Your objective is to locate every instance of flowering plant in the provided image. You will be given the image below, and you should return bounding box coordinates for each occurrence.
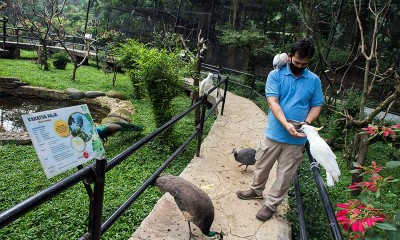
[361,123,400,141]
[336,162,399,239]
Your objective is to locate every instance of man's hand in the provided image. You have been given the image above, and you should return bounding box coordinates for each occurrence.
[285,122,306,138]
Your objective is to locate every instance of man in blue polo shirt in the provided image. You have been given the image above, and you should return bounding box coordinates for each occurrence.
[237,39,324,221]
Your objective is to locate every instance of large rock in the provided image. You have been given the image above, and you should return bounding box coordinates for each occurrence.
[65,88,85,99]
[85,91,106,98]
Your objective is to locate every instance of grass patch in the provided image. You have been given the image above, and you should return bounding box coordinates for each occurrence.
[0,58,131,95]
[0,55,216,239]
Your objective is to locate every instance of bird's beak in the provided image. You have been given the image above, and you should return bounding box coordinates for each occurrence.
[314,126,324,131]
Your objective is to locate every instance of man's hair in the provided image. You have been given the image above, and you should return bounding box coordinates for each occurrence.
[290,39,314,59]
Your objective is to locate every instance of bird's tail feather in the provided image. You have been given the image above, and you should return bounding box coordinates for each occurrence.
[326,172,335,187]
[115,122,144,131]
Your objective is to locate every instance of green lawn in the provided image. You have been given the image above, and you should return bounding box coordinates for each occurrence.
[0,56,215,239]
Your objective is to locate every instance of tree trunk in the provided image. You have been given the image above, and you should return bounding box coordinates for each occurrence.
[347,133,369,196]
[229,0,241,31]
[72,63,78,80]
[38,39,49,71]
[227,0,241,69]
[359,60,371,117]
[198,0,213,40]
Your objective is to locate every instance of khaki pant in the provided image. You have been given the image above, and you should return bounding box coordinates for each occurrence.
[251,136,304,211]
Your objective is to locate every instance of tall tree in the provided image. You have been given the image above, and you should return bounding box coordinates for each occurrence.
[8,0,67,70]
[343,0,398,189]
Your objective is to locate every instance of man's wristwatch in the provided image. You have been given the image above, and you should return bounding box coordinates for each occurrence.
[304,120,310,125]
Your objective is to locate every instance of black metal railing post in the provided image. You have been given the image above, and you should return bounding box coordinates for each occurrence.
[305,141,343,240]
[294,172,308,240]
[2,16,7,49]
[196,96,208,157]
[76,164,95,236]
[250,75,256,99]
[90,157,107,240]
[220,76,229,116]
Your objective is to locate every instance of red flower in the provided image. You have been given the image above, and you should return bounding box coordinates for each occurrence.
[382,127,394,137]
[391,123,400,129]
[336,200,385,234]
[361,125,377,135]
[360,181,379,192]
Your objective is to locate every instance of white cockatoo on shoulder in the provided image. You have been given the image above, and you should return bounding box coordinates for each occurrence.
[199,72,214,96]
[300,125,341,187]
[273,53,289,69]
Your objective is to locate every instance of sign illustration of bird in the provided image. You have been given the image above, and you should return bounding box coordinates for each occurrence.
[154,174,223,239]
[273,53,288,69]
[199,72,214,97]
[300,125,341,187]
[95,122,143,142]
[231,148,256,171]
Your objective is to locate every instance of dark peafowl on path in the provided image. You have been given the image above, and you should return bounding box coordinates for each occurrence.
[231,148,256,171]
[154,174,223,240]
[96,122,143,142]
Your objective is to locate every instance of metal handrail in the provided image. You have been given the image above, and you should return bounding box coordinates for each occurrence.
[305,142,343,240]
[0,73,228,240]
[293,172,308,240]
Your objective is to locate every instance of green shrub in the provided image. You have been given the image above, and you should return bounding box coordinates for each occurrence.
[129,71,146,99]
[131,47,184,140]
[52,52,69,70]
[116,39,144,70]
[116,40,146,98]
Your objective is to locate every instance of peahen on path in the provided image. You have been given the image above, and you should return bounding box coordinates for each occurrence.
[154,174,223,240]
[231,148,256,171]
[96,122,143,142]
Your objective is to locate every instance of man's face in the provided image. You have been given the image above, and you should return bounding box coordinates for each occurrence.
[289,52,310,68]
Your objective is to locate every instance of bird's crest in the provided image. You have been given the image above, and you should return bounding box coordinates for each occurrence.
[300,125,324,132]
[314,126,323,131]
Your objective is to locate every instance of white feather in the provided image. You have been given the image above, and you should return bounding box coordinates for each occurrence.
[199,72,214,96]
[300,125,341,187]
[273,53,288,69]
[326,172,334,187]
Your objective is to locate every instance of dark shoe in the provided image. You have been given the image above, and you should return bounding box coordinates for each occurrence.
[236,189,263,200]
[256,205,275,221]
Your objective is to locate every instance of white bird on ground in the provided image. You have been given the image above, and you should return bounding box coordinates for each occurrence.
[300,125,341,187]
[199,72,214,97]
[273,53,289,69]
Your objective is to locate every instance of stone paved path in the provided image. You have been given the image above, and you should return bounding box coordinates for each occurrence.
[130,91,291,240]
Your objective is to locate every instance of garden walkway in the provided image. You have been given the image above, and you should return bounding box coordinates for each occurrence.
[130,90,291,239]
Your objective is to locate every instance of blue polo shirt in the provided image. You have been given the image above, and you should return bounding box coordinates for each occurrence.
[265,64,324,145]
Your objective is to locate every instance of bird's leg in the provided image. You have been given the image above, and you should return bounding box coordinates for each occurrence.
[237,164,248,172]
[188,221,198,239]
